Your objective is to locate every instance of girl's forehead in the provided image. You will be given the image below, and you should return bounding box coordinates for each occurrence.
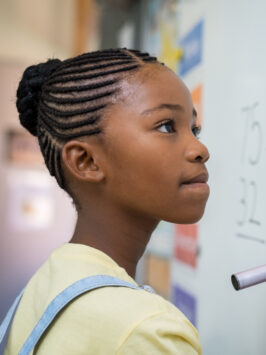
[117,65,192,112]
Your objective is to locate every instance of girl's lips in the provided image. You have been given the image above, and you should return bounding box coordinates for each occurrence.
[180,182,210,192]
[181,172,209,184]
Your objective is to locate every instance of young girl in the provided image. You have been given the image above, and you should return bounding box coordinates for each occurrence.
[2,48,209,354]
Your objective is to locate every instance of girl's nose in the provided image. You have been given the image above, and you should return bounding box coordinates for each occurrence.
[186,140,210,163]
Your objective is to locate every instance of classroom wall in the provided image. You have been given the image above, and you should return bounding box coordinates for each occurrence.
[0,0,75,62]
[0,3,78,353]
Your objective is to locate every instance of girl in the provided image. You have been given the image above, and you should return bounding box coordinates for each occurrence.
[2,48,209,354]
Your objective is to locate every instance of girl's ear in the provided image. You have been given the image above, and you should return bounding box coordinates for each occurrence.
[62,140,105,183]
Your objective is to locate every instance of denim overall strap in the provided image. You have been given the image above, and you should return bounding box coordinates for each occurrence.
[17,275,155,355]
[0,288,25,353]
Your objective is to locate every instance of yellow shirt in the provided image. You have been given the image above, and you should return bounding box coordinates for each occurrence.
[4,243,202,354]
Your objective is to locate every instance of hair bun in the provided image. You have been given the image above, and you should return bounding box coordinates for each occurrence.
[16,58,62,136]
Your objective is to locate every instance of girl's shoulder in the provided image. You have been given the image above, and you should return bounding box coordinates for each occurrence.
[6,243,200,354]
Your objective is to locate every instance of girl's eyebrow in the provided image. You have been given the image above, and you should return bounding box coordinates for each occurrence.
[141,103,197,118]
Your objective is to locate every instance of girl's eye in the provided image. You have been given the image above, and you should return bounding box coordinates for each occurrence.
[192,125,202,139]
[156,120,202,138]
[156,119,175,133]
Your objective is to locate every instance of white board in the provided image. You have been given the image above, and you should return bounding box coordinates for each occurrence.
[177,1,266,354]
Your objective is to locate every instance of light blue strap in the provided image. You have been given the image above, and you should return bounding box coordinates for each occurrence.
[18,275,155,355]
[0,288,25,350]
[141,284,155,293]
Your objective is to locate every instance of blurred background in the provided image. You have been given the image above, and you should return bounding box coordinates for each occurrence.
[1,1,266,354]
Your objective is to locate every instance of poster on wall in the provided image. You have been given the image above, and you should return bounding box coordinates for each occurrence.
[6,170,54,232]
[172,283,197,326]
[174,224,198,268]
[146,254,170,299]
[146,220,174,258]
[6,129,43,166]
[179,20,203,77]
[142,0,181,72]
[191,84,202,126]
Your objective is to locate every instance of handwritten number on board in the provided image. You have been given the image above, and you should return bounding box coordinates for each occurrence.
[237,177,261,227]
[248,180,261,226]
[237,177,247,226]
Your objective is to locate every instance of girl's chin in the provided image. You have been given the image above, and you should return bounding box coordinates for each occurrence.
[166,210,206,224]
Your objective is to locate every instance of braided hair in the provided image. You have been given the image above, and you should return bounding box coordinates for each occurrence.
[16,48,161,205]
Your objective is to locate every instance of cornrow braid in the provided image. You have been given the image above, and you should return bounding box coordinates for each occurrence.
[49,59,134,78]
[16,48,161,207]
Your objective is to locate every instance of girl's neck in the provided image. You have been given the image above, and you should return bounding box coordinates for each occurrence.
[69,206,159,279]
